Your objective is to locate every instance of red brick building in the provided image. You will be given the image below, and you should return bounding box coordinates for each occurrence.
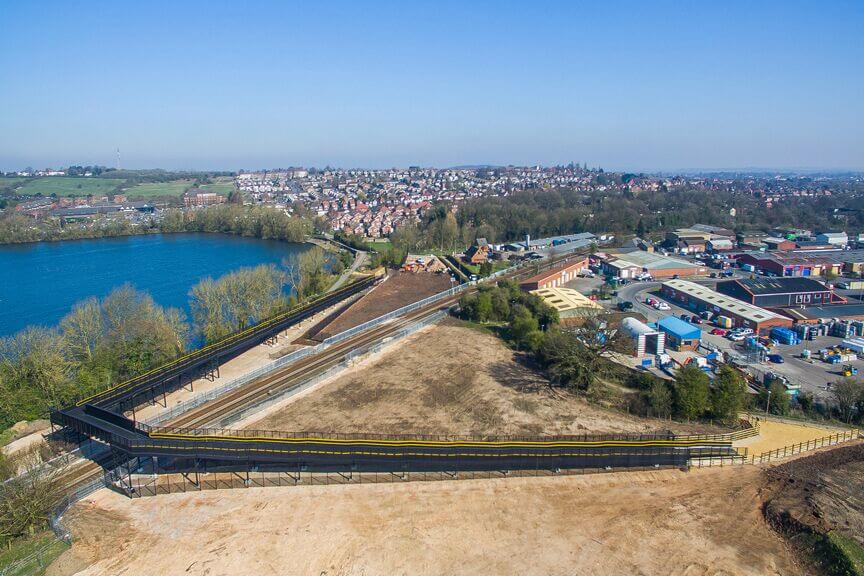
[519,258,589,291]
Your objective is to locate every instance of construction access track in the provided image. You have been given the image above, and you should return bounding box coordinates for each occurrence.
[48,253,733,490]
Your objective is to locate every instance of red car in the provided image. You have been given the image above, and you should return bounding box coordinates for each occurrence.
[710,328,727,336]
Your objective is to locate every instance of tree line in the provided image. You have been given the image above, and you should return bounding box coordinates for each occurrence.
[0,204,313,245]
[349,181,864,269]
[0,248,336,429]
[459,279,750,425]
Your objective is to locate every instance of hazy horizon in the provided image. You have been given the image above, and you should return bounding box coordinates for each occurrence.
[2,1,862,173]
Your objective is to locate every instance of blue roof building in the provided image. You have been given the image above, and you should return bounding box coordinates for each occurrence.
[657,316,702,351]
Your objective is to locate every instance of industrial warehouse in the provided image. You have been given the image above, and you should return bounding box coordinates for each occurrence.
[600,251,708,279]
[715,277,846,308]
[519,257,590,290]
[660,279,793,333]
[529,286,602,323]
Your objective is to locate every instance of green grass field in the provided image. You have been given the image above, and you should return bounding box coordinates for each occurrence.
[199,181,235,195]
[17,177,125,197]
[0,534,68,576]
[366,239,392,252]
[123,180,194,198]
[0,177,26,188]
[829,531,864,575]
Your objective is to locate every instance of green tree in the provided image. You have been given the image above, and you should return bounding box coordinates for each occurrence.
[710,365,747,423]
[474,292,493,322]
[645,379,673,418]
[757,380,790,416]
[490,289,510,321]
[673,365,710,420]
[190,265,287,342]
[509,306,539,350]
[0,327,71,411]
[830,377,863,423]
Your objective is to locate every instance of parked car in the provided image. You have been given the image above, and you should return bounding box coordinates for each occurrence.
[721,269,734,277]
[690,315,703,324]
[767,354,785,363]
[645,298,657,306]
[617,301,634,311]
[728,332,747,342]
[710,328,728,336]
[655,302,671,311]
[709,272,718,278]
[679,313,689,321]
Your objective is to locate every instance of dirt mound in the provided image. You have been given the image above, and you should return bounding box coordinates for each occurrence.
[763,440,864,543]
[55,468,803,576]
[247,320,714,436]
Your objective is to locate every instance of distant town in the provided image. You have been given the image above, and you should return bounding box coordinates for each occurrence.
[2,165,863,242]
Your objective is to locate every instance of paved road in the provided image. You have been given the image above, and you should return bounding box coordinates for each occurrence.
[329,250,368,292]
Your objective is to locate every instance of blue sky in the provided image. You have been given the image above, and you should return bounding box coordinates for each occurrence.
[0,0,862,172]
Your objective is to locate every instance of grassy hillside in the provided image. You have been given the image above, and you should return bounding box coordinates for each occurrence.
[123,180,194,198]
[199,181,235,195]
[17,177,125,197]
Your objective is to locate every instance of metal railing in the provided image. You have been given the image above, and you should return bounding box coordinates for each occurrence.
[47,469,110,544]
[144,345,320,426]
[208,310,447,428]
[749,429,859,464]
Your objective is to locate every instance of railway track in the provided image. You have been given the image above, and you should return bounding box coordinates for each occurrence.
[47,253,584,493]
[166,306,451,428]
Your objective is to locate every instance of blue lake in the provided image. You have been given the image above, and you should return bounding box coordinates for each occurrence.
[0,233,311,337]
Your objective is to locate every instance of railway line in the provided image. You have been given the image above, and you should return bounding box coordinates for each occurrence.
[52,255,660,488]
[166,306,450,429]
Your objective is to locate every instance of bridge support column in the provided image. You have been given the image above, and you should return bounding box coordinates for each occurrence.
[181,373,193,393]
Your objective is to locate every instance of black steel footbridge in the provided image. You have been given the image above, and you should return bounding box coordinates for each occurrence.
[48,259,738,490]
[51,403,738,479]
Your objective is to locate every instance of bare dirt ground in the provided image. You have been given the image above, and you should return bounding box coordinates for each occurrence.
[54,466,802,576]
[309,270,453,341]
[734,419,843,456]
[764,441,864,546]
[249,319,719,436]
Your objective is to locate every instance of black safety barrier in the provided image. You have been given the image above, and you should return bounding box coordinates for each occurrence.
[69,275,377,411]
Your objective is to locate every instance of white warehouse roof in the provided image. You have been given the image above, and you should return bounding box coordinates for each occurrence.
[662,279,788,324]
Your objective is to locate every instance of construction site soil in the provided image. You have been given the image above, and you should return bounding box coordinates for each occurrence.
[247,318,721,436]
[54,466,803,576]
[307,270,453,340]
[763,441,864,558]
[51,323,864,575]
